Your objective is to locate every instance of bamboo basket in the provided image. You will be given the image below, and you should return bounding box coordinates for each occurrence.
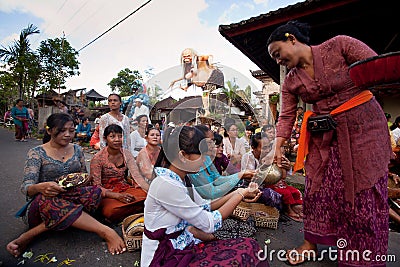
[250,203,279,229]
[122,213,144,251]
[231,201,252,221]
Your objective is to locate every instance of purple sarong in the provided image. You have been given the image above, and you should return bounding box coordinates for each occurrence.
[303,143,389,267]
[28,186,102,230]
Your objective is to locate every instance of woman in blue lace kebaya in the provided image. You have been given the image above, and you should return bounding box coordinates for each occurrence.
[6,113,126,258]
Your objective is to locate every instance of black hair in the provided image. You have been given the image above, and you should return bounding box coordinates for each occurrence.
[145,125,161,136]
[155,126,207,168]
[245,125,255,133]
[103,124,123,139]
[214,132,223,146]
[250,132,263,149]
[43,113,75,144]
[267,20,311,46]
[135,114,148,123]
[108,93,122,102]
[262,124,274,132]
[390,116,400,131]
[15,99,23,105]
[194,124,211,136]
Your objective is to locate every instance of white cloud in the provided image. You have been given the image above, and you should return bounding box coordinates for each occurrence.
[253,0,271,6]
[217,3,240,25]
[0,0,264,97]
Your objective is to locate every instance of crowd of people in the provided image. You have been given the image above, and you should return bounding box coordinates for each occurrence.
[4,19,399,267]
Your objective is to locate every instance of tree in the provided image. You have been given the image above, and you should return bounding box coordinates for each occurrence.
[38,37,80,92]
[0,24,40,99]
[147,84,163,106]
[0,70,18,113]
[108,68,142,97]
[222,79,239,116]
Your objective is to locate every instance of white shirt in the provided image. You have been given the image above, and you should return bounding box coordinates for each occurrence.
[98,113,131,150]
[223,137,247,159]
[132,104,151,124]
[392,128,400,145]
[129,130,147,157]
[141,167,222,267]
[241,151,259,171]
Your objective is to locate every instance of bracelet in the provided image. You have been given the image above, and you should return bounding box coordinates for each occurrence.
[237,190,245,200]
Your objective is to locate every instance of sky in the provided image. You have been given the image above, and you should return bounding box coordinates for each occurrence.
[0,0,300,99]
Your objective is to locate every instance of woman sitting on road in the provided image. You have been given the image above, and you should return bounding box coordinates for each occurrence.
[6,113,126,258]
[129,114,148,158]
[136,126,161,183]
[76,117,92,143]
[141,125,266,266]
[90,124,148,223]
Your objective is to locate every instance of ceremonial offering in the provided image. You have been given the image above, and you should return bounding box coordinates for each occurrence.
[349,51,400,88]
[122,213,144,251]
[56,173,90,189]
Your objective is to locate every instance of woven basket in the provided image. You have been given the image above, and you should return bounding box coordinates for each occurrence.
[231,201,252,221]
[250,203,279,229]
[122,213,144,251]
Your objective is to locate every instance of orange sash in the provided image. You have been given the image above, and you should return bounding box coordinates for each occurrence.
[293,90,373,172]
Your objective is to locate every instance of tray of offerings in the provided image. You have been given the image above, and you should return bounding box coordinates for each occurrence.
[348,51,400,88]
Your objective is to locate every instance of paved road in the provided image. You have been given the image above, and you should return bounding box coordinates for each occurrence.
[0,127,398,266]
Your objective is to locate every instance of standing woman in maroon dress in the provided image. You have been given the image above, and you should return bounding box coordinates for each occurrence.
[267,21,391,266]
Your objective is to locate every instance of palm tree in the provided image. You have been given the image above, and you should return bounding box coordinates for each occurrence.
[0,24,40,99]
[222,79,239,115]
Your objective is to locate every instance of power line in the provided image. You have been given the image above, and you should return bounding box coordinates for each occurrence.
[78,0,152,52]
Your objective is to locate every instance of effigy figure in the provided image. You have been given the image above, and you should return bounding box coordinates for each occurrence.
[170,49,224,117]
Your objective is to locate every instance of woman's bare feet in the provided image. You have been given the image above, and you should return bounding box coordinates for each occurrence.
[286,240,317,265]
[101,227,126,255]
[6,237,29,258]
[291,204,303,218]
[6,223,48,257]
[285,205,303,222]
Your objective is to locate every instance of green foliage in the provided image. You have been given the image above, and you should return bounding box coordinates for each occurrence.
[222,80,239,115]
[244,85,252,101]
[0,70,18,112]
[0,25,80,102]
[0,24,40,99]
[147,84,163,106]
[38,37,80,91]
[88,101,95,109]
[108,68,143,97]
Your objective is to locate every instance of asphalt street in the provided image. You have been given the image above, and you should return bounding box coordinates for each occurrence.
[0,127,398,267]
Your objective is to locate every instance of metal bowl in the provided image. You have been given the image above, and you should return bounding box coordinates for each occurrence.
[255,163,282,185]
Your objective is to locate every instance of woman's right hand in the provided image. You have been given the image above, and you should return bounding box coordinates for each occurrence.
[117,193,135,203]
[39,181,66,197]
[240,170,256,180]
[238,183,261,202]
[274,137,286,168]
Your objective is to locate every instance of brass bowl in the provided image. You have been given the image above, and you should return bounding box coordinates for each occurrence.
[255,163,282,185]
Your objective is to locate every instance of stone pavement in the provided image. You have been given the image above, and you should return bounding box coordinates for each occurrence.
[0,127,399,267]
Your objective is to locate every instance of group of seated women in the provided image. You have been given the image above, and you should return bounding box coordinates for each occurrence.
[6,111,300,266]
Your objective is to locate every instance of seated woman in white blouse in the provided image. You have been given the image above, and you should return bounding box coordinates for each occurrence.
[141,126,268,267]
[129,114,148,158]
[223,123,247,174]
